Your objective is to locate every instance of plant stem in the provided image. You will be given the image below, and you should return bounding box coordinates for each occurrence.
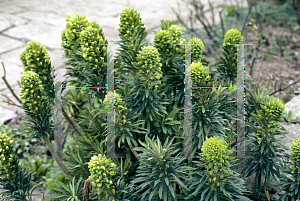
[270,78,300,96]
[1,61,22,104]
[241,0,255,35]
[43,134,73,181]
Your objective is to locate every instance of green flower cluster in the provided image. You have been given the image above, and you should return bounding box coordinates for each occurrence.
[168,24,182,51]
[61,12,89,58]
[19,71,46,115]
[189,37,204,62]
[88,154,117,196]
[290,137,300,186]
[117,7,145,44]
[136,45,163,90]
[179,37,204,62]
[202,136,230,171]
[290,137,300,171]
[191,62,213,107]
[20,41,51,76]
[154,30,173,53]
[79,21,108,68]
[261,97,285,120]
[154,24,183,54]
[223,29,243,47]
[191,62,210,87]
[103,91,130,126]
[0,132,15,179]
[201,137,232,190]
[20,41,54,100]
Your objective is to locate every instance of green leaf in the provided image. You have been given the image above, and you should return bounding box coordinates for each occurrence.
[168,183,176,198]
[146,88,149,98]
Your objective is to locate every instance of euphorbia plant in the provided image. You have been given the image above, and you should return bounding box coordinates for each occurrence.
[0,132,43,201]
[275,137,300,200]
[11,6,280,200]
[185,136,251,201]
[88,154,117,200]
[217,29,243,84]
[241,97,290,200]
[19,46,73,181]
[131,135,194,201]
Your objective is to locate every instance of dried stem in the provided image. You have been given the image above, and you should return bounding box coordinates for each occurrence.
[43,134,74,181]
[171,6,219,61]
[270,78,300,96]
[266,75,272,89]
[219,10,225,36]
[249,38,261,77]
[130,144,140,160]
[241,0,255,35]
[0,98,21,108]
[1,61,22,104]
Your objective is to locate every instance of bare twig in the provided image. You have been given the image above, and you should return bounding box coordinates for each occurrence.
[219,10,225,36]
[208,0,215,26]
[270,78,300,96]
[171,6,219,61]
[17,80,21,87]
[130,144,140,160]
[249,38,261,77]
[241,0,255,35]
[258,73,263,86]
[274,78,279,91]
[0,98,21,107]
[1,61,22,104]
[266,75,272,89]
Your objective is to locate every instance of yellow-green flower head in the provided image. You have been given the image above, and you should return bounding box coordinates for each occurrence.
[79,21,107,67]
[223,29,243,47]
[19,71,46,115]
[191,62,210,87]
[0,132,15,178]
[168,25,182,44]
[20,41,51,73]
[88,154,117,195]
[189,37,204,62]
[61,12,89,58]
[136,45,163,89]
[178,38,187,57]
[201,136,229,170]
[103,91,129,126]
[154,30,173,49]
[117,8,145,41]
[291,137,300,166]
[261,97,285,120]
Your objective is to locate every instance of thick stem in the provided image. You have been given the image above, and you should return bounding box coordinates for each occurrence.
[43,134,73,181]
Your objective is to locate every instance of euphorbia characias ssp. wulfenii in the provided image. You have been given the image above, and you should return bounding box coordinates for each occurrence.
[19,71,46,115]
[253,97,284,140]
[20,41,54,99]
[79,20,108,69]
[61,12,89,58]
[168,24,182,51]
[291,137,300,174]
[136,45,163,90]
[0,132,15,179]
[88,154,117,199]
[218,29,243,84]
[201,136,232,190]
[117,7,146,45]
[103,91,129,126]
[276,137,300,200]
[20,41,51,75]
[191,61,214,108]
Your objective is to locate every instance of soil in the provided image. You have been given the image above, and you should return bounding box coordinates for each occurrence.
[243,25,300,104]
